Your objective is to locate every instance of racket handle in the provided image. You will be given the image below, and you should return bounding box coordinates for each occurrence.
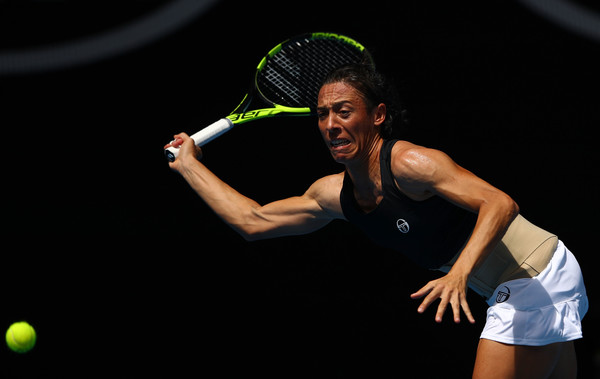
[164,118,234,162]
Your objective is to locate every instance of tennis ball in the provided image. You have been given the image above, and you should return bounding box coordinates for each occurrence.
[6,321,36,353]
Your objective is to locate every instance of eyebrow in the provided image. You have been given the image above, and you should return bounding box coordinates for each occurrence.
[316,100,354,111]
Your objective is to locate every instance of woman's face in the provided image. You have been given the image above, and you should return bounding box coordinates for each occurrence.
[317,81,385,164]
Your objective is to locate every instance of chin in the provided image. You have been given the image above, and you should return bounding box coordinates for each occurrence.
[329,151,352,164]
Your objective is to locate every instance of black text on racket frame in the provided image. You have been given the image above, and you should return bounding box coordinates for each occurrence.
[165,32,372,162]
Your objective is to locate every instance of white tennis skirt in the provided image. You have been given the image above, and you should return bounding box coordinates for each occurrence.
[480,240,588,346]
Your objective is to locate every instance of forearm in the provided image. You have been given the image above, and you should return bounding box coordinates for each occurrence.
[178,159,262,237]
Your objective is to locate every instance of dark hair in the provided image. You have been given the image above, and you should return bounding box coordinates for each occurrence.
[321,63,406,138]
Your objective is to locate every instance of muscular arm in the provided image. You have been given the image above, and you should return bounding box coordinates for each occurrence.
[394,144,519,323]
[167,133,345,241]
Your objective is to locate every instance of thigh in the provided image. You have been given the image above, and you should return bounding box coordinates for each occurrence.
[472,339,576,379]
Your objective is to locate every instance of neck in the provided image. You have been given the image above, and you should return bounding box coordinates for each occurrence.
[345,137,384,194]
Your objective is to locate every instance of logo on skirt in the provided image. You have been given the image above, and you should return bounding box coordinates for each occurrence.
[496,286,511,303]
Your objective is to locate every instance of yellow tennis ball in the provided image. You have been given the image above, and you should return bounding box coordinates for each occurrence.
[5,321,36,353]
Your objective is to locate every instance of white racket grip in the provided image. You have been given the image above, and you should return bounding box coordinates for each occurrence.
[164,118,234,162]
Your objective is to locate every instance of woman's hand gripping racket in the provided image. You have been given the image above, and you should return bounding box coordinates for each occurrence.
[164,32,372,162]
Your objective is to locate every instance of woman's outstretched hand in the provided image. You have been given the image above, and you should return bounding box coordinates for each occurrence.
[410,271,475,324]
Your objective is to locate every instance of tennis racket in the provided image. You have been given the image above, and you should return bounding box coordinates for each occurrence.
[164,32,372,162]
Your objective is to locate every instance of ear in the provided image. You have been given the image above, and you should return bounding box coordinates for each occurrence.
[373,103,387,126]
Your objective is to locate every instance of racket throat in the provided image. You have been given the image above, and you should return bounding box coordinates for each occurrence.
[227,105,311,124]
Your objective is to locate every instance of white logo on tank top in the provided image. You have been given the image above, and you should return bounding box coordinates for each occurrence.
[396,218,410,233]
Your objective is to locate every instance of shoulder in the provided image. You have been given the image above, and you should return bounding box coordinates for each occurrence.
[388,141,460,194]
[390,141,451,177]
[304,172,346,219]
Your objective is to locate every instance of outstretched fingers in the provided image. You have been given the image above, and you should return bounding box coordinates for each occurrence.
[410,282,439,316]
[410,278,476,324]
[460,293,476,324]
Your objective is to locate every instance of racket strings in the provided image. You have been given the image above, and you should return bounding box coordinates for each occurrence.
[257,37,368,109]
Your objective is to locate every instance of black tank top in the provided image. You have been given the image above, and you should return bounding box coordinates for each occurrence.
[340,139,477,269]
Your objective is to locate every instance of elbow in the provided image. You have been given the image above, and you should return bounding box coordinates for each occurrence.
[236,222,270,242]
[230,208,269,242]
[502,193,520,221]
[511,199,520,218]
[482,191,519,223]
[240,230,264,242]
[237,206,279,242]
[235,207,282,242]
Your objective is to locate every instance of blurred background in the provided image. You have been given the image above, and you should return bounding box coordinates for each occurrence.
[0,0,598,377]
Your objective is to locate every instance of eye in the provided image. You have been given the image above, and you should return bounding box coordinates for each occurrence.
[339,109,351,118]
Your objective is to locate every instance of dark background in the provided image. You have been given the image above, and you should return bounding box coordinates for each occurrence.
[0,0,598,377]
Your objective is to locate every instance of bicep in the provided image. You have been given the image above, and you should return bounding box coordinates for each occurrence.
[248,196,332,239]
[245,174,344,240]
[433,160,502,212]
[395,148,514,213]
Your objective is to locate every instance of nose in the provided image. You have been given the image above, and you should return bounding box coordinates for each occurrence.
[322,111,340,133]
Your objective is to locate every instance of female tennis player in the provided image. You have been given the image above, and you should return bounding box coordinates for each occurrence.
[165,64,588,378]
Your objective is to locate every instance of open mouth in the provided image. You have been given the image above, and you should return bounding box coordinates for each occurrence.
[330,138,350,148]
